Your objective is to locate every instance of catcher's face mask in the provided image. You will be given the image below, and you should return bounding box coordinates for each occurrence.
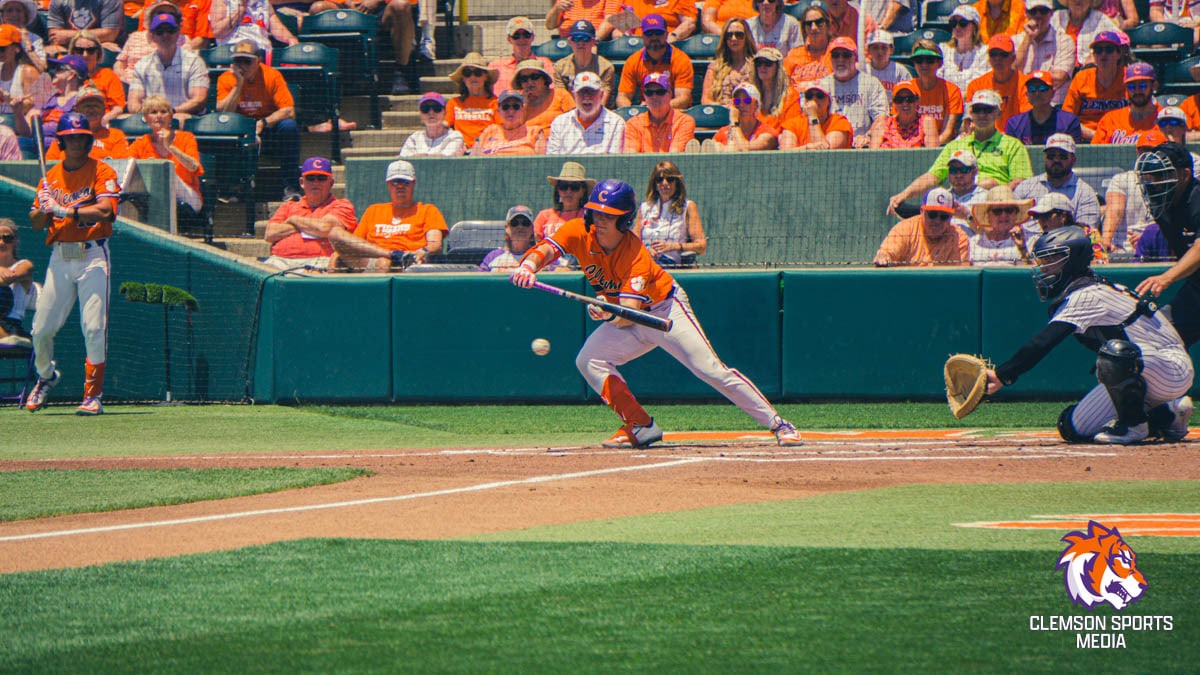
[1136,150,1180,220]
[1032,246,1071,301]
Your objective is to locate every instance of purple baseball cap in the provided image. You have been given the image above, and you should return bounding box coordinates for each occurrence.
[1091,31,1122,47]
[641,14,667,33]
[642,71,671,90]
[418,91,446,107]
[149,13,178,31]
[49,55,88,79]
[301,157,333,176]
[1124,62,1156,82]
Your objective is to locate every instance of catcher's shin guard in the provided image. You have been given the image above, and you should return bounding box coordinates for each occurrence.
[1057,405,1093,443]
[1096,339,1148,426]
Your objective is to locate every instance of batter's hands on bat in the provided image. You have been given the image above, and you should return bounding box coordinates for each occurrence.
[587,296,613,322]
[37,187,54,212]
[510,265,536,288]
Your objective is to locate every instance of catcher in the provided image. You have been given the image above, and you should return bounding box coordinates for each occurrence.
[977,226,1193,444]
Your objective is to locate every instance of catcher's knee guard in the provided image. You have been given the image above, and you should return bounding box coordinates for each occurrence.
[1058,405,1093,443]
[1096,339,1148,425]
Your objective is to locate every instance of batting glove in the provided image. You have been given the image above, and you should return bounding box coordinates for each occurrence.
[587,297,613,322]
[510,264,536,288]
[37,188,53,212]
[50,204,71,219]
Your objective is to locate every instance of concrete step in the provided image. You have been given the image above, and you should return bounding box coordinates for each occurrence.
[417,75,458,95]
[381,110,423,128]
[340,145,407,159]
[350,128,415,146]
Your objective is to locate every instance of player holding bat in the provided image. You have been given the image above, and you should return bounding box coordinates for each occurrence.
[510,178,802,448]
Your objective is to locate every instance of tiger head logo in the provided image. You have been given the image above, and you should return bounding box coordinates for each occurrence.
[1055,520,1147,611]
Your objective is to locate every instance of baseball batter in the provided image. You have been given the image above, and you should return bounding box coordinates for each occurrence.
[25,112,119,415]
[985,226,1193,444]
[510,179,803,448]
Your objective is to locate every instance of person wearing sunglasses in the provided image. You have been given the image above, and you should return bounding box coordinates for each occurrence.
[1050,0,1119,67]
[446,53,499,152]
[635,160,706,267]
[66,31,124,125]
[332,159,446,271]
[701,17,757,106]
[965,184,1031,265]
[888,89,1032,216]
[782,3,833,93]
[874,187,969,266]
[703,81,777,151]
[1004,70,1082,145]
[113,2,185,85]
[868,80,937,148]
[11,53,87,148]
[818,36,886,147]
[514,59,574,134]
[964,34,1031,131]
[749,46,796,125]
[488,16,554,98]
[1012,134,1102,249]
[1155,106,1200,157]
[261,156,357,271]
[939,4,987,96]
[535,160,595,245]
[746,0,802,55]
[479,205,565,272]
[126,11,210,119]
[0,218,34,346]
[779,81,851,149]
[45,0,123,54]
[906,40,963,145]
[1012,0,1073,106]
[1062,32,1126,141]
[399,91,465,157]
[1092,62,1159,145]
[624,71,696,152]
[474,89,548,155]
[45,85,128,161]
[615,14,695,109]
[551,19,616,97]
[549,70,625,153]
[862,30,911,97]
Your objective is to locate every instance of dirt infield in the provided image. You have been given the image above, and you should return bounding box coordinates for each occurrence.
[1,431,1197,574]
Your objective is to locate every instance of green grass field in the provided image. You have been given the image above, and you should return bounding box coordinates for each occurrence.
[1,402,1195,671]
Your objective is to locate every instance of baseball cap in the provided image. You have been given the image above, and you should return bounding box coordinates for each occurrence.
[733,82,761,102]
[231,40,262,60]
[1028,192,1073,216]
[569,19,595,40]
[1026,70,1053,87]
[867,30,893,46]
[922,187,956,214]
[1026,0,1053,9]
[1158,106,1187,123]
[301,157,333,177]
[641,13,667,33]
[48,55,88,80]
[148,13,178,31]
[0,24,20,47]
[803,0,829,12]
[949,4,981,23]
[506,16,534,36]
[805,82,830,97]
[1124,62,1156,82]
[1137,128,1169,148]
[74,85,106,106]
[418,91,446,107]
[969,89,1002,109]
[1115,30,1131,47]
[506,205,534,224]
[754,47,783,63]
[948,148,977,168]
[572,71,603,92]
[642,71,672,90]
[829,37,857,54]
[498,89,525,104]
[1091,31,1121,47]
[987,34,1015,53]
[386,159,415,183]
[1045,133,1076,155]
[893,80,919,98]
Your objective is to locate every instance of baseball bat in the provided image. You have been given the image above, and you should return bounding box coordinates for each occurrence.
[32,113,46,185]
[530,281,673,332]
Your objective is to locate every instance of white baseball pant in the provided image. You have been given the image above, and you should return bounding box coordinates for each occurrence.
[32,241,110,378]
[1068,345,1194,436]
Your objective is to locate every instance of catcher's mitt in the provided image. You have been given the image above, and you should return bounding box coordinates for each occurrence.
[945,354,990,419]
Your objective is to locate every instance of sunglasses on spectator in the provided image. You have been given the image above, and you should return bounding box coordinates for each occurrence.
[804,91,827,100]
[1035,211,1064,220]
[755,59,776,67]
[912,56,939,65]
[989,206,1019,215]
[510,31,534,39]
[894,95,919,104]
[500,102,524,111]
[569,35,593,43]
[515,74,545,86]
[733,96,757,105]
[803,18,828,27]
[643,87,670,97]
[1028,6,1053,15]
[1126,81,1152,91]
[302,175,330,182]
[948,20,973,29]
[656,176,680,184]
[948,165,974,174]
[509,219,532,227]
[924,211,951,220]
[1158,118,1185,127]
[831,50,855,59]
[419,103,444,113]
[970,105,997,115]
[1026,83,1051,93]
[462,68,487,78]
[1092,45,1117,54]
[557,182,585,191]
[153,26,178,35]
[725,31,745,39]
[72,46,100,54]
[988,50,1012,58]
[0,234,14,243]
[644,29,666,36]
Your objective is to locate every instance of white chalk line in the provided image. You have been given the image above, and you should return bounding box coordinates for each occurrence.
[0,458,707,543]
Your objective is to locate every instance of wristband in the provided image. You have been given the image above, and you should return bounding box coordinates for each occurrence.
[520,259,537,273]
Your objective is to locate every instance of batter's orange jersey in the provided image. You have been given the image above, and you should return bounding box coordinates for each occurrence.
[45,127,130,161]
[1062,68,1128,131]
[965,70,1030,130]
[32,158,120,244]
[1091,105,1161,144]
[543,217,675,307]
[354,202,448,252]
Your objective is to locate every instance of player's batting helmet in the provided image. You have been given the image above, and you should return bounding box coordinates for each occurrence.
[584,179,637,232]
[1032,225,1094,302]
[55,112,94,152]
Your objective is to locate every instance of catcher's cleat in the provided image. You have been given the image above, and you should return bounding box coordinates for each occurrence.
[772,420,803,447]
[602,419,663,448]
[1163,396,1193,442]
[76,396,103,416]
[1093,422,1149,445]
[24,369,60,412]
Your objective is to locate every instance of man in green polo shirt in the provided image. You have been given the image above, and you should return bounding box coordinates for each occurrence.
[887,89,1033,216]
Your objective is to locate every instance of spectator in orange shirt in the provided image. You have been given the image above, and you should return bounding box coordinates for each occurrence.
[473,89,548,155]
[973,0,1025,41]
[783,2,833,94]
[616,14,694,109]
[1062,31,1128,141]
[601,0,697,41]
[701,16,757,106]
[68,31,124,124]
[874,187,970,266]
[703,81,779,151]
[701,0,755,36]
[488,16,556,97]
[751,46,798,125]
[909,39,963,145]
[262,156,358,270]
[332,160,447,272]
[779,81,852,149]
[545,0,621,38]
[623,71,696,153]
[1092,62,1160,145]
[125,94,206,234]
[825,0,875,43]
[44,85,128,160]
[216,39,300,200]
[181,0,213,50]
[515,59,574,133]
[965,34,1030,130]
[445,53,499,151]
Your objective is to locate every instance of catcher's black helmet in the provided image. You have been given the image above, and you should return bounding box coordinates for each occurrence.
[1032,225,1094,302]
[1135,143,1191,220]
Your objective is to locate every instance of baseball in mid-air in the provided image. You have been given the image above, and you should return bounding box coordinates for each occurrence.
[531,338,551,356]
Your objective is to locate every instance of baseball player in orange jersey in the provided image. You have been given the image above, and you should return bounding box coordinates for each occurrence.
[25,112,119,415]
[510,179,803,448]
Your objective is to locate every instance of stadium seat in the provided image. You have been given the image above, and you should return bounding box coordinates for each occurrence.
[783,2,807,20]
[684,103,730,141]
[0,112,12,128]
[300,9,381,128]
[1127,22,1194,66]
[614,105,647,120]
[109,115,180,143]
[677,33,720,61]
[101,46,119,69]
[533,38,572,60]
[275,42,342,156]
[597,36,643,66]
[1073,166,1126,203]
[276,10,300,38]
[1157,56,1200,97]
[1158,92,1190,107]
[185,112,259,235]
[893,28,951,65]
[199,44,237,110]
[429,220,506,265]
[921,0,972,30]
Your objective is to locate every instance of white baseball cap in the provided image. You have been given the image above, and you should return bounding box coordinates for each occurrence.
[733,82,761,103]
[572,71,603,93]
[969,89,1002,109]
[1026,0,1054,9]
[867,30,893,46]
[386,159,415,183]
[922,187,956,214]
[1158,106,1188,123]
[949,5,981,23]
[948,148,977,168]
[1045,133,1076,155]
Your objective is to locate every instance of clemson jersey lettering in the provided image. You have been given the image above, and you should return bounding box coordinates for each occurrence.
[32,158,119,244]
[546,218,674,306]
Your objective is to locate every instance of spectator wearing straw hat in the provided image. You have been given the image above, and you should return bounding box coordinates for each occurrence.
[967,184,1031,265]
[536,161,596,245]
[624,72,695,153]
[552,19,616,99]
[874,187,970,267]
[445,53,499,152]
[515,59,575,133]
[1004,70,1081,145]
[399,92,465,157]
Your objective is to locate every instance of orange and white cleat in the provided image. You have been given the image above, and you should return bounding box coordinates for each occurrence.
[76,396,104,416]
[602,419,664,448]
[772,420,803,447]
[24,369,60,412]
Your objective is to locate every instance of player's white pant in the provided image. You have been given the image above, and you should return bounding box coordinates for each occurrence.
[1069,345,1194,436]
[32,241,109,378]
[576,285,783,429]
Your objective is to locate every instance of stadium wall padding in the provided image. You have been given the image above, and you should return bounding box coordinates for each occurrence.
[344,146,1138,266]
[0,160,176,235]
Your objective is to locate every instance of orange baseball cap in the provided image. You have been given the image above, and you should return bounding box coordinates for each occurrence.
[988,34,1015,53]
[0,24,21,47]
[829,37,857,54]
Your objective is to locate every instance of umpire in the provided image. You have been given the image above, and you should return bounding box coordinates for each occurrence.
[1135,142,1200,345]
